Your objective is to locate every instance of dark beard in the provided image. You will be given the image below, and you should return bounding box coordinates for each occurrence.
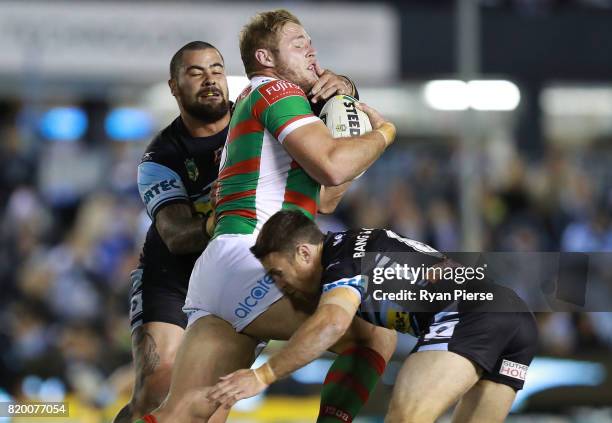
[181,95,229,124]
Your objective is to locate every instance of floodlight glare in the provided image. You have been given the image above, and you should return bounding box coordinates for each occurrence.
[424,80,521,111]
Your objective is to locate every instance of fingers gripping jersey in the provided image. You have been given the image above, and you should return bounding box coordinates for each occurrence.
[214,77,321,236]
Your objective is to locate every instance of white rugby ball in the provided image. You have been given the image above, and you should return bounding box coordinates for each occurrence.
[319,94,372,179]
[319,94,372,137]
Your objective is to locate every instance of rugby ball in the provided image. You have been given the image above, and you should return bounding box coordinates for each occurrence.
[319,95,372,179]
[319,95,372,138]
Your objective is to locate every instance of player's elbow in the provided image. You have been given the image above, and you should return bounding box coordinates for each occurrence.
[318,167,346,187]
[301,145,349,186]
[327,175,347,187]
[161,231,192,255]
[325,313,352,338]
[318,200,338,215]
[310,164,338,187]
[318,205,336,215]
[322,147,354,186]
[164,236,185,255]
[156,221,181,254]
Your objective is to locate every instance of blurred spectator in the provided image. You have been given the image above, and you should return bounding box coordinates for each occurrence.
[561,210,612,252]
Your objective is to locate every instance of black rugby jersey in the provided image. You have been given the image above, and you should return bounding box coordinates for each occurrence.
[136,117,226,292]
[319,229,524,336]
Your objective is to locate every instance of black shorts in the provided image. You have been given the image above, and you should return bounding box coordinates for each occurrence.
[413,310,538,390]
[129,267,188,332]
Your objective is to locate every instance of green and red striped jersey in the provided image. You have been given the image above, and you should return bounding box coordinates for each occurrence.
[214,76,321,236]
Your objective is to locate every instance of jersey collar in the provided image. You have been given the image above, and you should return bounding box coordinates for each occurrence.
[250,75,277,90]
[321,231,338,268]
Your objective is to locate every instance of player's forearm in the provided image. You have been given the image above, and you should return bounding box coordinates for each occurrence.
[319,182,352,214]
[267,307,349,380]
[158,215,210,254]
[325,131,387,185]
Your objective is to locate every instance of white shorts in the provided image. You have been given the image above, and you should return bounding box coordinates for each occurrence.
[183,234,283,332]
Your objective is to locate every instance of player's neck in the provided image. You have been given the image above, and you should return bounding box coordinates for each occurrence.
[314,241,325,279]
[180,112,231,138]
[252,69,281,81]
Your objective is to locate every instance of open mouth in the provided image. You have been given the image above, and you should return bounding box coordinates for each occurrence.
[307,64,316,75]
[199,90,222,99]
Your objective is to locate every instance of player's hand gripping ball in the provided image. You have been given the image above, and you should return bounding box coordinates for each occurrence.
[319,95,372,179]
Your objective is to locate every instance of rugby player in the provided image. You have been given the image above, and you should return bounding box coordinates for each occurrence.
[119,40,359,423]
[209,210,538,423]
[144,9,398,423]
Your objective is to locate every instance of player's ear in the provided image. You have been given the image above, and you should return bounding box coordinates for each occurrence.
[295,243,311,264]
[168,79,178,97]
[255,49,275,69]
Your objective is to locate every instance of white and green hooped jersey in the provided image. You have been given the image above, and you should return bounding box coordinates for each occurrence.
[214,76,321,236]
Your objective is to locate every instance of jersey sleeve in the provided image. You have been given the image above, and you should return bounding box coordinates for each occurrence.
[321,260,368,301]
[137,161,189,218]
[255,80,320,143]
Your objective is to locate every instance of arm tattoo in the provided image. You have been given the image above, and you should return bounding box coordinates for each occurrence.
[133,328,161,393]
[155,203,210,254]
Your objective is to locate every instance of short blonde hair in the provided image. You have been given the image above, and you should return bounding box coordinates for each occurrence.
[239,9,301,77]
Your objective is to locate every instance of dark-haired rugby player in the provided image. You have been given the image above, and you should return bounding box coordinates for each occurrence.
[210,210,538,423]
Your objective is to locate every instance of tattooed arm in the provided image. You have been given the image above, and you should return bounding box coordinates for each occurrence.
[155,203,214,255]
